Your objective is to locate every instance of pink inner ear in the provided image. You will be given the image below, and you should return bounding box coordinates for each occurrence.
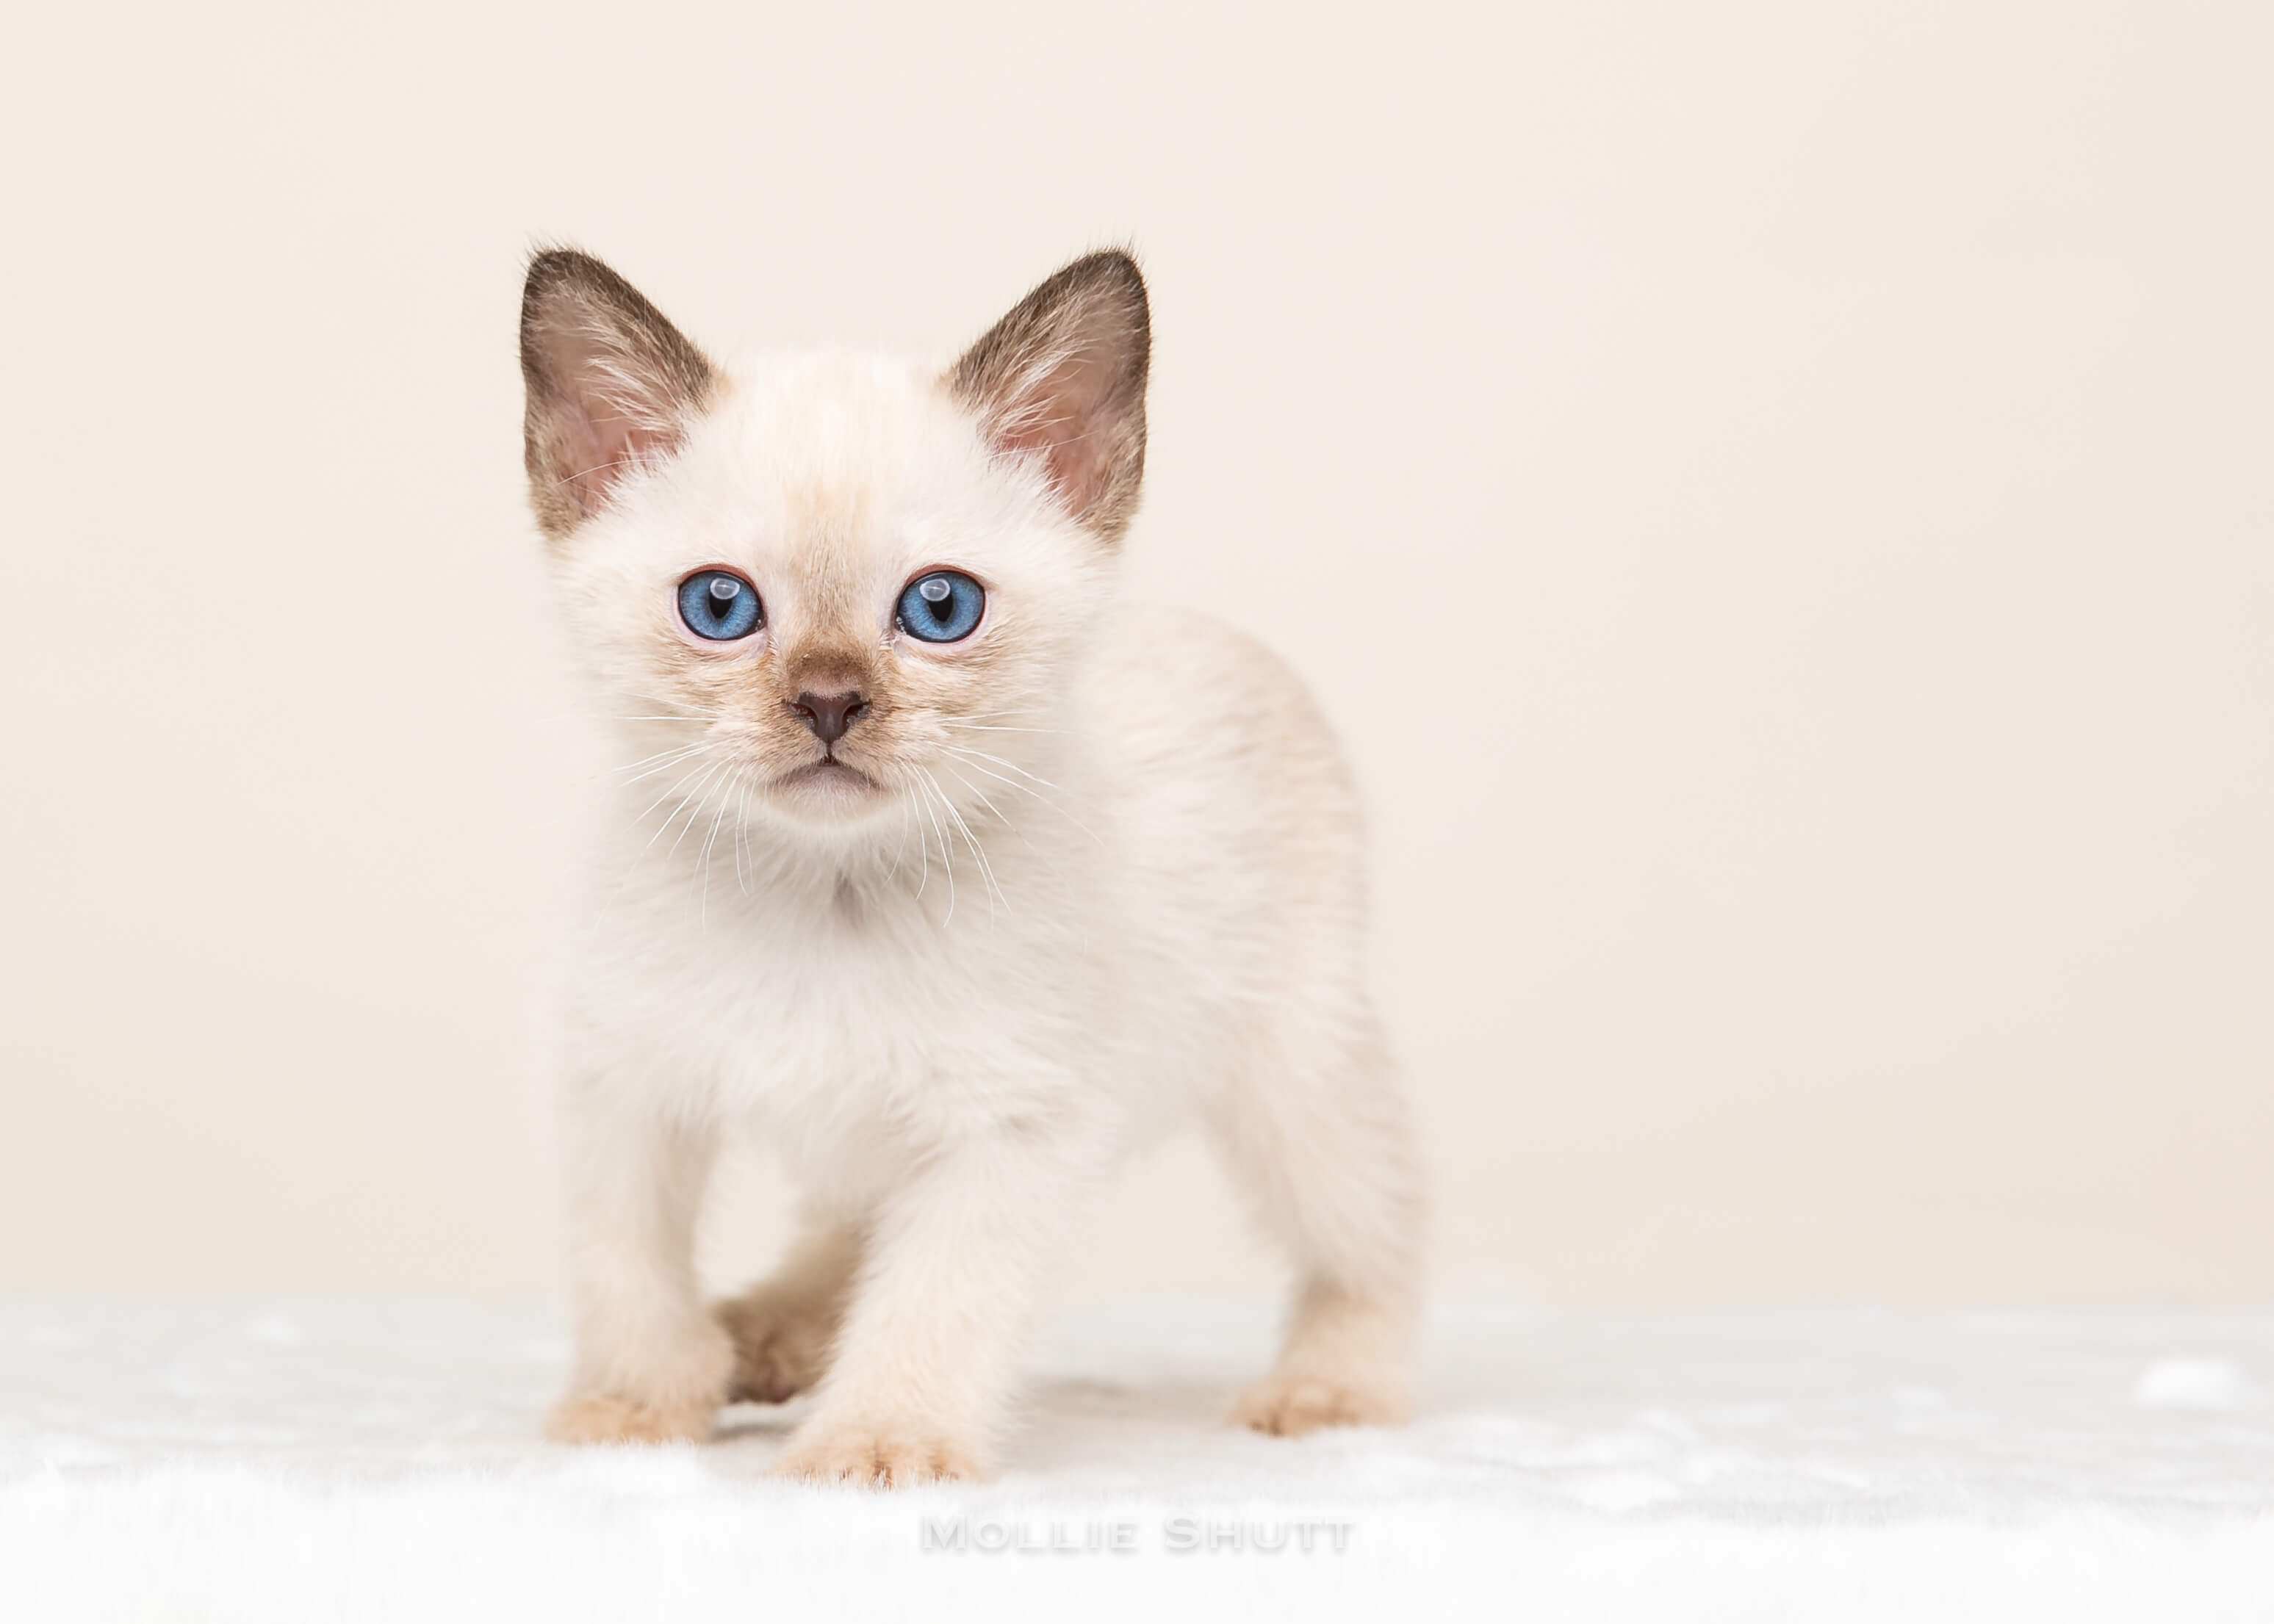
[985,348,1124,520]
[991,389,1111,518]
[553,400,680,514]
[523,264,710,530]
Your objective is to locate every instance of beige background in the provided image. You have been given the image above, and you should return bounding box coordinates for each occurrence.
[2,1,2268,1304]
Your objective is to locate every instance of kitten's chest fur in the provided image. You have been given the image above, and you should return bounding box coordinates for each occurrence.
[568,609,1320,1169]
[578,827,1103,1125]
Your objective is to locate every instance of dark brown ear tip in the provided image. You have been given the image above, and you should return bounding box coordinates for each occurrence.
[522,246,630,311]
[1012,249,1147,321]
[525,246,585,290]
[1066,248,1148,310]
[522,250,594,344]
[1073,246,1143,279]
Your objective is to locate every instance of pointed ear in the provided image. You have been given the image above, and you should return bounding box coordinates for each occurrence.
[519,249,716,538]
[949,250,1151,542]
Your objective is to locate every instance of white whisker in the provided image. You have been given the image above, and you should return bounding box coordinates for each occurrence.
[697,774,736,924]
[666,768,727,863]
[938,748,1103,845]
[910,784,932,901]
[734,779,752,894]
[941,745,1065,794]
[914,776,957,923]
[615,741,711,781]
[888,795,913,884]
[923,767,1006,916]
[937,761,1027,850]
[630,754,717,825]
[641,760,728,857]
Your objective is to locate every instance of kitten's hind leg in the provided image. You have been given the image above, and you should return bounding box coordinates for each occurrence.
[1209,1005,1425,1436]
[715,1205,864,1404]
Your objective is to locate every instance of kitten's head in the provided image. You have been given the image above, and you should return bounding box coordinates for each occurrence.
[519,248,1148,845]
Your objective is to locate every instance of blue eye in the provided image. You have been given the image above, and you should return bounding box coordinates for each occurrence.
[677,569,763,640]
[896,570,985,643]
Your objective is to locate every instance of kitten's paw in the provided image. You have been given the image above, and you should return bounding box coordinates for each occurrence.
[715,1292,838,1404]
[544,1390,716,1446]
[769,1421,981,1488]
[1233,1371,1409,1437]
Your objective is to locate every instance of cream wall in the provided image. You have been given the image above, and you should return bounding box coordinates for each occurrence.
[2,1,2269,1303]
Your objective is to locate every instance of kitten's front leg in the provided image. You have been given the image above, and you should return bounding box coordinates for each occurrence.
[771,1119,1104,1487]
[545,1083,733,1446]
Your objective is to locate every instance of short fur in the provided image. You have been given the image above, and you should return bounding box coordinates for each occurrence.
[522,247,1425,1486]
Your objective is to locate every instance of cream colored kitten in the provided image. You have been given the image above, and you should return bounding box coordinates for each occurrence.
[521,248,1424,1486]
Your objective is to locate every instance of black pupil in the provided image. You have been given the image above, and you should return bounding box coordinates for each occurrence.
[925,590,953,622]
[708,579,738,619]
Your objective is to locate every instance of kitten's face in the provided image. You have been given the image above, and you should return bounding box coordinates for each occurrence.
[558,357,1103,830]
[519,252,1148,843]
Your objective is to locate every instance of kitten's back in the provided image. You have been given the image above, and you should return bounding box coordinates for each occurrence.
[1084,607,1371,994]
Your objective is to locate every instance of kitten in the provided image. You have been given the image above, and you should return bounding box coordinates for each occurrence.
[521,247,1425,1486]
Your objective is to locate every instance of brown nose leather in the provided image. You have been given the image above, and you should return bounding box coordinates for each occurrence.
[791,689,866,746]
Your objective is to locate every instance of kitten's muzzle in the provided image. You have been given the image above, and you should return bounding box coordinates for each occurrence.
[788,688,868,746]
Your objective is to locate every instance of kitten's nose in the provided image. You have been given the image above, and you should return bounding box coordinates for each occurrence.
[790,688,867,746]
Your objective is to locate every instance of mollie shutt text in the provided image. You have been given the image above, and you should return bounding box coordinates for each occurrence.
[921,1518,1355,1555]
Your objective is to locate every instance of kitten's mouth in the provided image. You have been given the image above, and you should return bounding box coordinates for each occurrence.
[775,757,877,793]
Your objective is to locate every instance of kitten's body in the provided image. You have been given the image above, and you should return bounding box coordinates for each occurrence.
[525,256,1422,1484]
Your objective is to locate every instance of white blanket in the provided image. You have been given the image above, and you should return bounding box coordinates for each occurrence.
[4,1297,2271,1620]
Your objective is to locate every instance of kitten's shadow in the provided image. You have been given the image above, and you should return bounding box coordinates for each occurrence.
[1025,1376,1230,1429]
[708,1376,1234,1466]
[713,1406,802,1443]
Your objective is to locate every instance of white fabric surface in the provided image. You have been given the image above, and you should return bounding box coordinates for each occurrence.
[4,1296,2273,1620]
